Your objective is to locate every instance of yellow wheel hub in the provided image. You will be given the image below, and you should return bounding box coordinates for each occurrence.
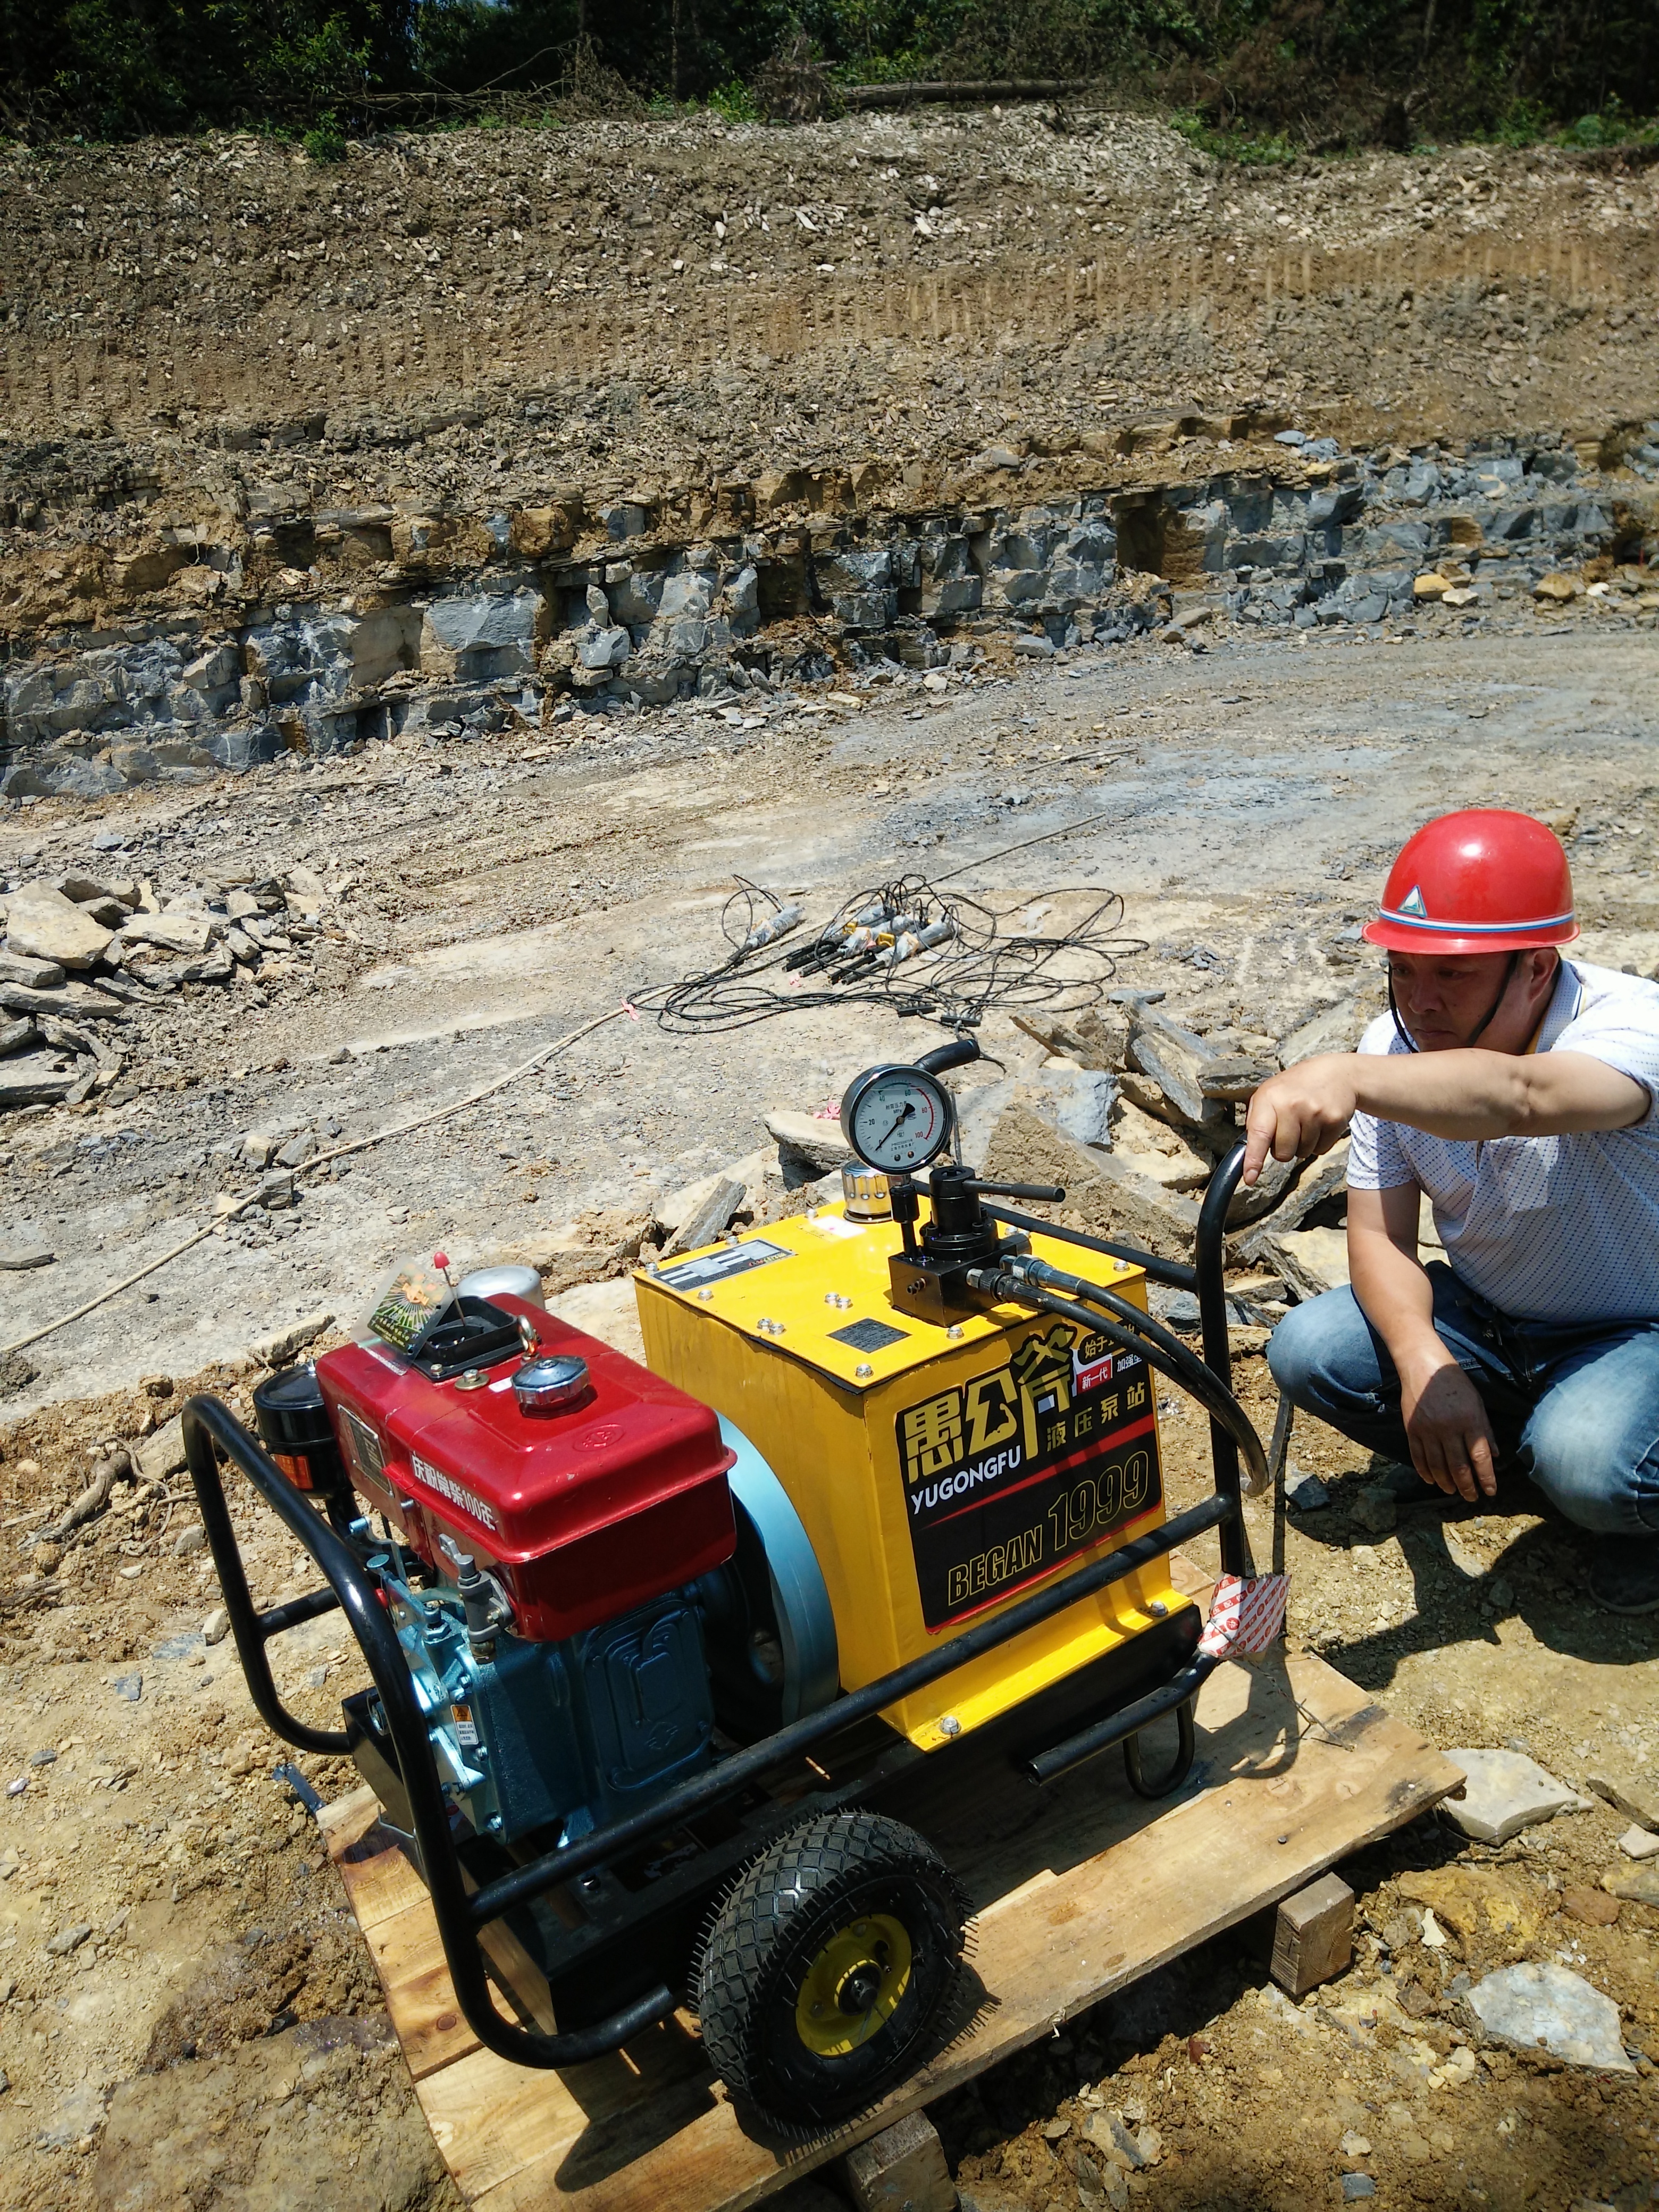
[794,1912,912,2056]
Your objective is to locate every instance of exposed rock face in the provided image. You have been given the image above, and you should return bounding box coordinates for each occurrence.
[3,428,1646,799]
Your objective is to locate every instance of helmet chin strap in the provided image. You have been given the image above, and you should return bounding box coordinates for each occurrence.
[1389,949,1525,1054]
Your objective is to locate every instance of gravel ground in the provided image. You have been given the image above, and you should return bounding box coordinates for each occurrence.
[2,611,1657,2211]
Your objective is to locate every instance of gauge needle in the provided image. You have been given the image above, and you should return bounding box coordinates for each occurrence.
[876,1101,916,1150]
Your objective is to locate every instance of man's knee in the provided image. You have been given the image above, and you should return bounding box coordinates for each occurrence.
[1523,1384,1659,1536]
[1267,1287,1376,1407]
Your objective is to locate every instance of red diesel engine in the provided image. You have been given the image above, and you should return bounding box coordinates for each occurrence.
[254,1280,736,1849]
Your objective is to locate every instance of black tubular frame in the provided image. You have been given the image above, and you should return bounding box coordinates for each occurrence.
[186,1144,1261,2071]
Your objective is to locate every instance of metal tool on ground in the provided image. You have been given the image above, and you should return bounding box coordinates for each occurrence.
[187,1034,1264,2130]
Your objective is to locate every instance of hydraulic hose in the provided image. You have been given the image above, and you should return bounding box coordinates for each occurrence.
[967,1267,1268,1495]
[979,1201,1197,1291]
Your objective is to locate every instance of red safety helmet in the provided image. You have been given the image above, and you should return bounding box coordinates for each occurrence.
[1363,809,1578,956]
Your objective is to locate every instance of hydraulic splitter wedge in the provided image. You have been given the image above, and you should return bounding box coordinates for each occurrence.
[186,1035,1266,2128]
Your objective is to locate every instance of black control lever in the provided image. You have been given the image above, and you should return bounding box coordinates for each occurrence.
[954,1177,1066,1203]
[916,1036,982,1077]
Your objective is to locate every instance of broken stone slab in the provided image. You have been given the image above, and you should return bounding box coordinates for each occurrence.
[983,1100,1200,1262]
[0,979,128,1021]
[181,944,234,984]
[661,1177,746,1259]
[1236,1140,1351,1258]
[1013,1004,1132,1071]
[1440,1749,1592,1843]
[1278,994,1381,1066]
[1286,1468,1331,1510]
[1021,1063,1117,1147]
[0,1246,53,1270]
[134,1415,187,1485]
[0,1052,77,1109]
[118,910,216,958]
[1110,1096,1212,1189]
[1617,1825,1659,1862]
[1256,1224,1351,1300]
[1127,1011,1229,1126]
[1605,1862,1659,1903]
[2,882,116,970]
[764,1107,853,1181]
[1350,1482,1399,1534]
[1199,1051,1279,1102]
[1466,1962,1633,2072]
[0,951,66,990]
[1586,1771,1659,1832]
[247,1311,333,1370]
[1116,1068,1229,1150]
[1,1017,37,1057]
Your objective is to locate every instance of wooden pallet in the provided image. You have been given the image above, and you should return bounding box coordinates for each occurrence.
[320,1592,1462,2212]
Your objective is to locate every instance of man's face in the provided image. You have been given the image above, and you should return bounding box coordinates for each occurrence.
[1387,949,1553,1051]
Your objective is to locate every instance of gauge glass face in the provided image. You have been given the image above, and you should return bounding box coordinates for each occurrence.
[845,1068,952,1172]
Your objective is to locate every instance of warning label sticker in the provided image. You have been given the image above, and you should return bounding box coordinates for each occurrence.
[894,1321,1163,1630]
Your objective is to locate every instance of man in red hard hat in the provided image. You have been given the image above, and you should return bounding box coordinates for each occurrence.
[1253,808,1659,1613]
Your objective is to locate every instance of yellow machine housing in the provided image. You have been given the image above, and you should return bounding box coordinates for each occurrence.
[635,1204,1198,1750]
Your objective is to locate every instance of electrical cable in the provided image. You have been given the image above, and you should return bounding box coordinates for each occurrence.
[633,867,1145,1035]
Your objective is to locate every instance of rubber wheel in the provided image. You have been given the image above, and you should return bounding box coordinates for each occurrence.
[695,1808,969,2127]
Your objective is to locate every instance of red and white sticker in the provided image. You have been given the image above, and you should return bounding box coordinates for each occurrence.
[1198,1572,1289,1660]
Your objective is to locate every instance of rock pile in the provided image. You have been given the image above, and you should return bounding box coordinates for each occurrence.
[975,992,1369,1296]
[0,864,326,1112]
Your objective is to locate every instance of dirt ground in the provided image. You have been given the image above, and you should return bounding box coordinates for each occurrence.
[3,613,1659,2210]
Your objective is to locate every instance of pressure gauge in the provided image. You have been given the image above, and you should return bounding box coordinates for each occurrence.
[839,1063,956,1174]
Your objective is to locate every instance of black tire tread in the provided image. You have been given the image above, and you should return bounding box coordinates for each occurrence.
[696,1807,966,2111]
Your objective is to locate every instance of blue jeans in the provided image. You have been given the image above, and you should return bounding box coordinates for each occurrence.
[1267,1262,1659,1538]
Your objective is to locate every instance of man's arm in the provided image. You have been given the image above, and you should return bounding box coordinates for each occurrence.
[1243,1046,1648,1183]
[1346,1184,1497,1501]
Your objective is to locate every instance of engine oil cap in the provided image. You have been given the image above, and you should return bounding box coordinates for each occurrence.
[513,1353,590,1415]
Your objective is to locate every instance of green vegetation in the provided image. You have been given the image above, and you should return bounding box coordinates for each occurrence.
[0,0,1652,151]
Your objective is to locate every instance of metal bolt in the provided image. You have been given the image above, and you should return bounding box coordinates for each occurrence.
[1148,1598,1169,1618]
[946,1323,964,1339]
[938,1714,962,1738]
[697,1288,714,1302]
[806,1208,818,1221]
[855,1362,873,1379]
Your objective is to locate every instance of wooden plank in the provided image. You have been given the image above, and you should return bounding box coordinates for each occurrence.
[319,1641,1460,2212]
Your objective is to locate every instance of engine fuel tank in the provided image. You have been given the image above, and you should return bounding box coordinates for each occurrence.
[316,1295,736,1639]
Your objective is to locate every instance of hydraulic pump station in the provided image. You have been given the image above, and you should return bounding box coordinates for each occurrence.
[189,1035,1267,2127]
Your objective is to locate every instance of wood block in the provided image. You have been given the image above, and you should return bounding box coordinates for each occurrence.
[842,2109,957,2212]
[1270,1870,1354,1997]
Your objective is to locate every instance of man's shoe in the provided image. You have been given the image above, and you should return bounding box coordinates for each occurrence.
[1588,1535,1659,1615]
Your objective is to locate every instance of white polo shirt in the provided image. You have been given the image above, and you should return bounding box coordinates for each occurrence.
[1346,959,1659,1324]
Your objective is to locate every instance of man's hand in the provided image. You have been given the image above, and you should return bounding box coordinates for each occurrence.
[1398,1352,1498,1502]
[1242,1055,1361,1184]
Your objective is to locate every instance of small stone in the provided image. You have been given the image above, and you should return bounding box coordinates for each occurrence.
[1083,2110,1148,2169]
[1012,632,1056,658]
[1341,2178,1376,2201]
[1351,1481,1398,1534]
[1413,572,1450,599]
[1616,1824,1659,1862]
[0,1247,54,1270]
[0,950,67,989]
[172,1524,206,1557]
[111,1672,143,1702]
[1440,1748,1591,1844]
[1286,1469,1330,1511]
[28,1746,57,1767]
[1470,1963,1636,2073]
[1533,572,1583,601]
[1562,1886,1621,1927]
[275,1132,317,1169]
[45,1922,93,1957]
[1041,2116,1072,2139]
[202,1605,229,1646]
[4,1779,25,1798]
[1339,2131,1372,2158]
[134,1414,186,1483]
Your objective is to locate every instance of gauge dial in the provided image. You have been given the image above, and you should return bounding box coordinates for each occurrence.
[840,1064,955,1173]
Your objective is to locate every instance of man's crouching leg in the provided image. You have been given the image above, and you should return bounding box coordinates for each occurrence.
[1267,1287,1415,1466]
[1519,1327,1659,1614]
